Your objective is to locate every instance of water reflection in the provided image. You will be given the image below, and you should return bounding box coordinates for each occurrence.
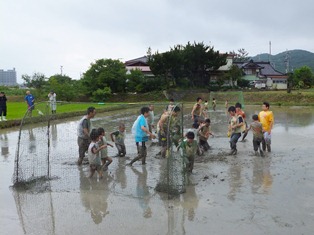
[28,128,36,152]
[251,157,273,194]
[0,133,9,157]
[227,159,243,201]
[181,183,199,221]
[79,168,111,224]
[50,123,58,148]
[131,166,152,218]
[114,158,127,189]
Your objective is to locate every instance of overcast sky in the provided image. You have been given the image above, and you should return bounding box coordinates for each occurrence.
[1,0,313,83]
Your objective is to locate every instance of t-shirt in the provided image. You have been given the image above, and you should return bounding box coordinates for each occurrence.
[179,139,198,157]
[134,114,148,143]
[98,136,108,158]
[111,130,125,145]
[230,115,244,134]
[88,142,101,165]
[77,116,91,139]
[250,121,263,140]
[25,94,35,106]
[236,110,246,119]
[258,110,274,132]
[198,125,211,141]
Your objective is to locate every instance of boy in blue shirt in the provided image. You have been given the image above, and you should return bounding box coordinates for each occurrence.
[129,107,156,165]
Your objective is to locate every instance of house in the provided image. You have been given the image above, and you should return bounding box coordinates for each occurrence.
[209,54,235,84]
[234,60,288,90]
[124,56,154,77]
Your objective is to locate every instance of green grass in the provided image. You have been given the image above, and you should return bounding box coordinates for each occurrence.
[6,102,120,120]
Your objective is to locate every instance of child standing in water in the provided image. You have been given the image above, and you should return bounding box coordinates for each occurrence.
[212,98,216,111]
[178,131,198,173]
[258,102,274,152]
[110,123,126,157]
[129,107,156,166]
[88,129,106,178]
[198,118,214,152]
[97,128,113,171]
[246,114,264,156]
[227,106,244,155]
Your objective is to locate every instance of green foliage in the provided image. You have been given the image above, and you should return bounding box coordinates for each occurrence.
[47,75,84,101]
[126,69,145,92]
[231,48,250,62]
[91,87,112,102]
[237,78,250,88]
[22,72,47,89]
[148,41,227,88]
[293,66,314,88]
[81,59,126,94]
[227,65,243,86]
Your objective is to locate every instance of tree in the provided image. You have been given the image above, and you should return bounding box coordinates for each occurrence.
[231,48,250,62]
[293,66,314,88]
[126,69,145,92]
[47,75,81,101]
[22,72,47,89]
[148,42,227,88]
[227,65,243,87]
[81,59,127,95]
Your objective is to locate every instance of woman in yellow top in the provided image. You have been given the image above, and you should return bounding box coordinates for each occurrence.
[258,102,274,152]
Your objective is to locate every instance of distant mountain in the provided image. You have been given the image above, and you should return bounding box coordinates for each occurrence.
[251,49,314,73]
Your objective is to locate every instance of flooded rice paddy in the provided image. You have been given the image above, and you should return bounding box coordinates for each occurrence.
[0,104,314,235]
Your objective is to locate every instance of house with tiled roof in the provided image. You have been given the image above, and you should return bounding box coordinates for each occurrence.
[234,59,288,89]
[124,56,154,77]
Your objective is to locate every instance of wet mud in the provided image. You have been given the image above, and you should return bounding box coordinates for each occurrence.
[1,105,314,234]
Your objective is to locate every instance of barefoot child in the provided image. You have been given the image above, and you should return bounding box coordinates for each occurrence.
[198,118,214,152]
[228,106,244,155]
[97,128,113,171]
[246,114,264,156]
[110,123,126,157]
[88,129,106,178]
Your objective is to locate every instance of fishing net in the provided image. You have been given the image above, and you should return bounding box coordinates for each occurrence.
[155,103,187,196]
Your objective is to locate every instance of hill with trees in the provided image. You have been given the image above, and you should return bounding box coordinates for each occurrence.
[251,49,314,73]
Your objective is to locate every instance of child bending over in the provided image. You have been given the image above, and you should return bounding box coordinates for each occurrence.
[110,123,126,157]
[178,131,198,173]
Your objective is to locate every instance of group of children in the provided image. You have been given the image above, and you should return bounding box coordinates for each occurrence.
[227,101,274,157]
[86,100,274,178]
[87,125,126,178]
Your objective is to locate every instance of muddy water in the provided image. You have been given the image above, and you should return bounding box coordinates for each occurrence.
[1,105,314,235]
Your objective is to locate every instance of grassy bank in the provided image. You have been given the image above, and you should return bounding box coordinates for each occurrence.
[0,102,134,129]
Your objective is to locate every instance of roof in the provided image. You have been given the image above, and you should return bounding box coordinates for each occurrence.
[234,60,287,77]
[125,56,148,66]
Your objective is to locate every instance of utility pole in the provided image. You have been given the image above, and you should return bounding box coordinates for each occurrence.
[60,66,63,76]
[284,50,290,73]
[268,41,271,62]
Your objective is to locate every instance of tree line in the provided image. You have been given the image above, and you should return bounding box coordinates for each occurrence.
[19,42,314,101]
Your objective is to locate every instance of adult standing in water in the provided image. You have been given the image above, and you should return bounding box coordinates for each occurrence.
[24,90,35,117]
[77,107,96,166]
[258,102,274,152]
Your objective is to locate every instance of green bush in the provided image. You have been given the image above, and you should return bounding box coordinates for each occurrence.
[91,87,112,102]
